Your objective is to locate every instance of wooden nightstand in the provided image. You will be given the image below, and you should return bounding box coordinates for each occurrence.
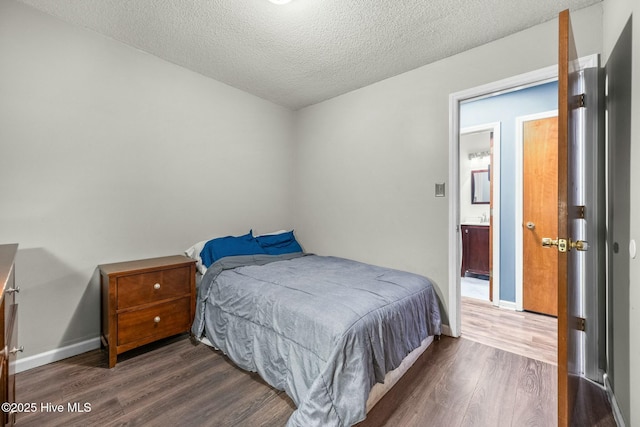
[99,255,196,368]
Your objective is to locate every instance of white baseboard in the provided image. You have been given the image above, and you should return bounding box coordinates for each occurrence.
[498,300,517,311]
[16,337,101,373]
[604,374,627,427]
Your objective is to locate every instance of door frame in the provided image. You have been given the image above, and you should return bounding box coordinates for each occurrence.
[460,122,501,305]
[514,109,558,312]
[449,66,557,337]
[448,55,599,337]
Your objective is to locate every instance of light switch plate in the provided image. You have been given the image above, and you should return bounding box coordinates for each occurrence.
[435,183,445,197]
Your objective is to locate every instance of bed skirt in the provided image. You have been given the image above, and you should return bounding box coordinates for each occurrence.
[195,333,436,414]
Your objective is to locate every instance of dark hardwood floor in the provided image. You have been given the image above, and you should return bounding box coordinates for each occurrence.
[359,336,557,427]
[459,296,616,427]
[16,296,617,426]
[17,334,560,427]
[17,335,295,427]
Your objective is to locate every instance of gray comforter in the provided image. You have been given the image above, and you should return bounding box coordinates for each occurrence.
[191,253,441,427]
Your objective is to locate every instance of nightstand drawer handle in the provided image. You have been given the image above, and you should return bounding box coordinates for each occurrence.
[154,283,161,290]
[154,316,161,323]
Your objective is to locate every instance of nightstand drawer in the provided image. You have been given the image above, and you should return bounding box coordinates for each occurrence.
[117,266,191,309]
[117,297,191,346]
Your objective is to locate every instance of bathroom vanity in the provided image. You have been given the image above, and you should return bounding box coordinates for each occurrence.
[461,224,490,277]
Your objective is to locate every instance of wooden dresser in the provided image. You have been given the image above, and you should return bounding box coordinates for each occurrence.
[0,244,19,427]
[461,225,490,277]
[99,255,196,368]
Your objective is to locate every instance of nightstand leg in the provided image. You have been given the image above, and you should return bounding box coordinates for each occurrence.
[108,350,117,368]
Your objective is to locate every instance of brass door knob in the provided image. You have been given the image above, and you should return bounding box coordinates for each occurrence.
[542,237,567,252]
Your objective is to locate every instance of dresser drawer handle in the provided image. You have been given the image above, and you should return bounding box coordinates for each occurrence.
[154,316,161,323]
[153,283,161,290]
[9,346,24,355]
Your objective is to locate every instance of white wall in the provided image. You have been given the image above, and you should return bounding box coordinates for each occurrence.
[602,0,638,424]
[0,1,295,360]
[293,4,603,324]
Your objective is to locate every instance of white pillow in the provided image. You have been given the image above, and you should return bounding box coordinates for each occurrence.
[185,240,208,275]
[255,229,288,237]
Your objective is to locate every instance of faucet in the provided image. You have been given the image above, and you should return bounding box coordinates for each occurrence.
[481,212,488,223]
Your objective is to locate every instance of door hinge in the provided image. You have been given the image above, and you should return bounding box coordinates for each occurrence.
[577,317,586,332]
[573,93,586,109]
[574,205,586,219]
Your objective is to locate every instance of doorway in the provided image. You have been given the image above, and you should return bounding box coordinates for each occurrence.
[449,67,557,336]
[459,124,500,304]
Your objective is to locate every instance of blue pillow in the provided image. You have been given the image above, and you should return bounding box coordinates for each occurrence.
[256,230,303,255]
[199,231,265,267]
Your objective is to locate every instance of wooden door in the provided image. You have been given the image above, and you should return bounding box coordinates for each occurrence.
[557,9,581,426]
[523,117,558,316]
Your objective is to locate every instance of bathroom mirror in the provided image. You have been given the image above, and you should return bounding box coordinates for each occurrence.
[471,169,490,204]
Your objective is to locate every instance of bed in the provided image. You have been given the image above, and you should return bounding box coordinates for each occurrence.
[188,232,442,427]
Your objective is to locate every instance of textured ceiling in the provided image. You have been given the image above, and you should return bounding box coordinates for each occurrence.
[17,0,600,110]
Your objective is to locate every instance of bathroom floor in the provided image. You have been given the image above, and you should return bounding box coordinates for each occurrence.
[461,275,490,301]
